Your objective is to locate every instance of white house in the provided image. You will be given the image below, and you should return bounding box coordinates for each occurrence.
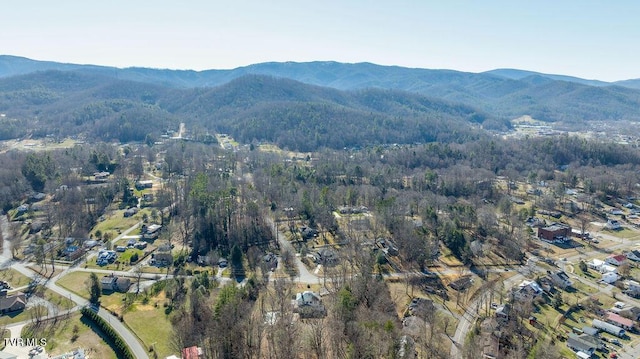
[600,264,618,274]
[513,280,543,301]
[602,272,619,284]
[588,259,605,271]
[606,254,627,267]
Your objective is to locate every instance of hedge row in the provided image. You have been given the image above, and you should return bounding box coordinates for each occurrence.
[80,307,135,359]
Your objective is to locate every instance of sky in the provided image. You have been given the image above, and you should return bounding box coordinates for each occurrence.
[2,1,640,81]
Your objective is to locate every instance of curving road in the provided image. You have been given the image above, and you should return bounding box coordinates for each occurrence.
[0,216,150,359]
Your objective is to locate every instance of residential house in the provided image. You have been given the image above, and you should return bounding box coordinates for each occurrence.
[293,291,326,318]
[581,326,599,337]
[0,290,26,314]
[16,204,29,214]
[449,275,474,291]
[606,254,627,267]
[549,271,573,289]
[618,306,640,322]
[94,171,110,180]
[606,312,635,331]
[626,250,640,262]
[606,219,622,230]
[495,303,511,324]
[181,346,203,359]
[153,252,173,267]
[538,223,571,242]
[588,259,605,271]
[100,275,131,292]
[123,207,139,218]
[625,280,640,297]
[566,333,599,355]
[537,276,555,293]
[83,239,99,249]
[142,224,162,240]
[592,319,625,337]
[96,250,116,266]
[314,248,339,265]
[64,246,84,261]
[135,180,153,190]
[602,271,619,284]
[513,280,543,302]
[407,297,435,319]
[29,192,46,202]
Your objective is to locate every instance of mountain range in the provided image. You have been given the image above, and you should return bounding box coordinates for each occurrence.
[1,55,640,151]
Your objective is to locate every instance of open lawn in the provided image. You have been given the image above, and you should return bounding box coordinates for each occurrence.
[124,302,175,358]
[22,312,117,359]
[602,227,640,239]
[56,271,91,298]
[0,305,48,326]
[0,268,31,288]
[90,211,141,239]
[42,288,76,311]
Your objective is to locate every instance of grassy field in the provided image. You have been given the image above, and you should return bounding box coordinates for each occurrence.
[22,312,117,359]
[42,288,76,311]
[0,268,32,288]
[56,271,91,298]
[123,299,175,358]
[90,210,141,239]
[602,227,639,239]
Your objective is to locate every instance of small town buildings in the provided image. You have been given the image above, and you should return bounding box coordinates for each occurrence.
[495,304,511,324]
[135,180,153,190]
[94,171,110,180]
[181,346,204,359]
[567,333,597,355]
[625,280,640,296]
[592,319,625,337]
[513,280,543,302]
[153,252,173,267]
[100,275,131,292]
[606,254,627,267]
[588,259,605,271]
[581,326,599,337]
[64,245,85,261]
[602,271,619,284]
[549,271,573,289]
[97,250,116,266]
[123,207,139,218]
[538,223,571,242]
[606,312,635,331]
[0,290,26,314]
[626,250,640,262]
[606,219,622,230]
[142,224,162,240]
[293,291,325,318]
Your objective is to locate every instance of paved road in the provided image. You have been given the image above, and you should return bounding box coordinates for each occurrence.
[265,216,320,284]
[0,217,150,359]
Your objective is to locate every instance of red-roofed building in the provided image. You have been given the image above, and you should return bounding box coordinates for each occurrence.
[606,254,627,267]
[606,312,635,330]
[181,346,203,359]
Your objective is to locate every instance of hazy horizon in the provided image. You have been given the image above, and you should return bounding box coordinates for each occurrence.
[3,1,640,82]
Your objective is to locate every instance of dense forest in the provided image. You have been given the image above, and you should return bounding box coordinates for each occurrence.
[2,57,640,150]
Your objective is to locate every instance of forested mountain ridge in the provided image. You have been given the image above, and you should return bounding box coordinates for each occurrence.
[0,70,495,150]
[3,55,640,125]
